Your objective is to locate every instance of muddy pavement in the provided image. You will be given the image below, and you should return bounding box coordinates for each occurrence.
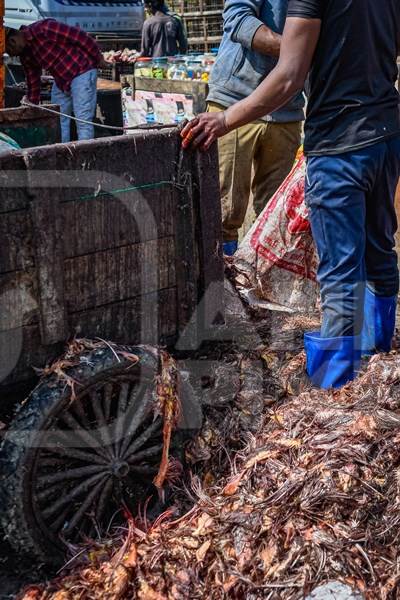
[0,539,46,599]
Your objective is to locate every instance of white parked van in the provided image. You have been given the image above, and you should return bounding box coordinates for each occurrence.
[5,0,144,37]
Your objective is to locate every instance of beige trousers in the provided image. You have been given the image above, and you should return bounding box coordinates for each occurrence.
[208,102,302,241]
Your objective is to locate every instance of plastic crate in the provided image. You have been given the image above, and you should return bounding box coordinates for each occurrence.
[185,15,205,38]
[117,63,136,77]
[203,0,224,11]
[168,0,224,14]
[185,13,223,40]
[98,62,136,82]
[188,40,221,53]
[205,13,223,37]
[98,64,117,81]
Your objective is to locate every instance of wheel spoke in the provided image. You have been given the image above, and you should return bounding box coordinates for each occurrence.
[103,383,114,422]
[62,476,108,536]
[61,412,107,457]
[36,464,108,489]
[127,444,164,464]
[49,505,72,533]
[46,433,108,466]
[114,382,132,453]
[123,418,162,461]
[35,457,66,468]
[118,382,130,414]
[46,444,108,466]
[90,389,107,428]
[36,481,71,504]
[42,472,107,520]
[90,390,114,458]
[70,397,92,431]
[118,387,153,458]
[95,477,114,524]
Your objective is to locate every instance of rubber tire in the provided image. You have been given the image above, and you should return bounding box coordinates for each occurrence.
[0,345,201,565]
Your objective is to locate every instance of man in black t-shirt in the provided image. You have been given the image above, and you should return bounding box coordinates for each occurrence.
[182,0,400,389]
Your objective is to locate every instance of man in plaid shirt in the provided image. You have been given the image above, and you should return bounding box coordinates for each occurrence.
[6,19,107,142]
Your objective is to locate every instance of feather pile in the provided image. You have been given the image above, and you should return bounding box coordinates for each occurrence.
[17,348,400,600]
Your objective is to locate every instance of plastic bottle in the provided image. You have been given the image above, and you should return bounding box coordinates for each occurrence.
[152,57,168,79]
[135,57,153,78]
[167,58,188,80]
[145,99,156,123]
[186,58,203,80]
[175,100,186,123]
[201,59,214,82]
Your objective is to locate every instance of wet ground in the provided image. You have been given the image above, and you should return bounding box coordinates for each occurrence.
[0,540,40,599]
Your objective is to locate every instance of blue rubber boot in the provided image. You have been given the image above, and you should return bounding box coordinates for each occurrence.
[304,332,361,389]
[361,288,397,356]
[223,241,238,256]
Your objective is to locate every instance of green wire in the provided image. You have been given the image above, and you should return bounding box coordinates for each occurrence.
[63,180,176,203]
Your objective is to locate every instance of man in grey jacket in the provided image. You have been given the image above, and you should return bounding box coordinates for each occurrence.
[207,0,305,255]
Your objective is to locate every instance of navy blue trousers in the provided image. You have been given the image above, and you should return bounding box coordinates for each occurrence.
[306,138,400,338]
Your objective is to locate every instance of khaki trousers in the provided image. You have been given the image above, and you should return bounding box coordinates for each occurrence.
[208,102,301,241]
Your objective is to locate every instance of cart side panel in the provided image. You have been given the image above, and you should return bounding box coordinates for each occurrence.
[0,128,223,388]
[0,105,61,148]
[0,153,39,330]
[62,186,176,258]
[0,152,38,387]
[0,152,30,213]
[64,236,176,313]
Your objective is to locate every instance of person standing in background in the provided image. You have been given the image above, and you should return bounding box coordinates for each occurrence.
[207,0,305,256]
[141,0,188,57]
[6,20,107,142]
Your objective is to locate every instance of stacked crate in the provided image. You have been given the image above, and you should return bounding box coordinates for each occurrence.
[97,62,136,82]
[168,0,224,53]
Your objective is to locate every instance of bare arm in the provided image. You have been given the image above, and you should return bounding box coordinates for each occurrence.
[182,17,321,149]
[251,24,281,57]
[225,17,321,128]
[223,0,279,57]
[24,64,42,104]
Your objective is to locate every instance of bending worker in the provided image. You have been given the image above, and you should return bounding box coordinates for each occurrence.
[208,0,304,256]
[182,0,400,389]
[6,20,107,142]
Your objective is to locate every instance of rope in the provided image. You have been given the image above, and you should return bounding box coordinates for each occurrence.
[73,180,179,202]
[19,100,188,203]
[6,63,19,87]
[21,100,175,133]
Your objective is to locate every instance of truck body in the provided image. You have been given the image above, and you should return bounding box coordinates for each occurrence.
[5,0,144,37]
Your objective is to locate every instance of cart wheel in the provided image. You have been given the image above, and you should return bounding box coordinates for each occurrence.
[0,345,200,564]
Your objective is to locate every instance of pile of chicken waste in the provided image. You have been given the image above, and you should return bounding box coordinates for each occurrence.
[19,334,400,599]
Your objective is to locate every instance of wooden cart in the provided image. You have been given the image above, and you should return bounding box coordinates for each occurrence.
[0,126,223,563]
